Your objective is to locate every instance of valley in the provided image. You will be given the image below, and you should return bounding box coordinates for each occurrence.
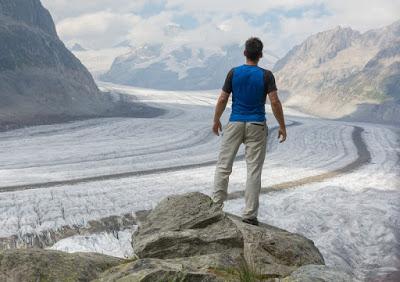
[0,83,398,281]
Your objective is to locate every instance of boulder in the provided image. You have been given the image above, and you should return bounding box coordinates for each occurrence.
[231,216,325,277]
[132,192,244,259]
[0,248,123,282]
[96,250,242,282]
[132,192,325,279]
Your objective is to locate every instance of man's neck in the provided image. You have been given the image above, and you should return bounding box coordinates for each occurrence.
[245,60,258,66]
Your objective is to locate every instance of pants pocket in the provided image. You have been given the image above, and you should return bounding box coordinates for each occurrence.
[249,122,266,132]
[250,123,264,127]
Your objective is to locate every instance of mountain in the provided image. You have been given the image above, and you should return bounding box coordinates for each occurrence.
[274,20,400,124]
[70,43,86,52]
[113,40,132,48]
[71,47,131,79]
[101,43,278,90]
[0,0,129,130]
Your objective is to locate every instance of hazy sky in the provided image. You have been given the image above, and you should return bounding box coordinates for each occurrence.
[42,0,400,56]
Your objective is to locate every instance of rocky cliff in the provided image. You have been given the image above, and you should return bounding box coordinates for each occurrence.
[0,0,149,131]
[274,20,400,124]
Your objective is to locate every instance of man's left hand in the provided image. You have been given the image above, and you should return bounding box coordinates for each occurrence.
[278,127,287,143]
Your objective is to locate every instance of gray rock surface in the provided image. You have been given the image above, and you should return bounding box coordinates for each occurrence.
[0,0,153,131]
[96,251,241,282]
[0,248,123,282]
[231,217,325,278]
[132,192,244,259]
[132,192,325,280]
[0,0,56,36]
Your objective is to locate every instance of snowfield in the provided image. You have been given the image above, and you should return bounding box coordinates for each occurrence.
[0,83,399,281]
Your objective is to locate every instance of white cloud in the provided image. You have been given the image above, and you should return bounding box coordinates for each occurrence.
[125,11,174,46]
[41,0,400,54]
[41,0,156,21]
[325,0,400,31]
[164,0,322,14]
[57,11,139,49]
[124,12,268,51]
[270,0,400,54]
[179,17,267,49]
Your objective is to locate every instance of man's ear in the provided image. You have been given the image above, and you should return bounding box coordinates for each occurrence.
[244,50,247,57]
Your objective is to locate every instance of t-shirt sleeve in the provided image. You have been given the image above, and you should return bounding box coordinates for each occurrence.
[264,70,278,94]
[222,68,234,94]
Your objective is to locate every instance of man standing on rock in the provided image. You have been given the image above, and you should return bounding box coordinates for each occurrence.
[212,37,287,226]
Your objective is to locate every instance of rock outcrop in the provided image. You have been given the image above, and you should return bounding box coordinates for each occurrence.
[98,192,325,281]
[0,0,156,131]
[96,252,241,282]
[132,192,243,260]
[0,249,123,282]
[1,192,339,281]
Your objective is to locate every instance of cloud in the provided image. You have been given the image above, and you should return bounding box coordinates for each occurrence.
[164,0,322,14]
[125,12,268,51]
[270,0,400,54]
[325,0,400,31]
[41,0,400,54]
[41,0,162,21]
[56,11,139,49]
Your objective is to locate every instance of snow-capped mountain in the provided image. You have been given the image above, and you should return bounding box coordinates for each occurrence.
[274,20,400,124]
[113,40,133,48]
[101,43,278,90]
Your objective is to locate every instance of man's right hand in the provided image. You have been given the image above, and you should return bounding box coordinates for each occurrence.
[278,127,287,143]
[213,120,222,136]
[268,91,287,143]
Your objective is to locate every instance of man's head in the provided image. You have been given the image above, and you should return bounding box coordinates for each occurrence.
[244,37,263,63]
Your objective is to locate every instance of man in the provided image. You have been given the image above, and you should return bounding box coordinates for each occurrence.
[212,37,287,226]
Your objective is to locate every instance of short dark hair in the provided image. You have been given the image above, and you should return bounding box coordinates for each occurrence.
[244,37,263,61]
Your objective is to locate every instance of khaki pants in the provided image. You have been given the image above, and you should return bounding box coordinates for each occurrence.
[213,121,268,219]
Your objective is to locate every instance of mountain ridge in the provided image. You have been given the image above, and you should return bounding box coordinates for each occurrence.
[0,0,56,36]
[0,0,158,131]
[274,20,400,124]
[101,43,278,90]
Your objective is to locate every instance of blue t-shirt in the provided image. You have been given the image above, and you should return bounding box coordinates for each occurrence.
[222,64,277,122]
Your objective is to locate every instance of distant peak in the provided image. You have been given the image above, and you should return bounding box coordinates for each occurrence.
[304,25,360,46]
[323,25,356,35]
[113,40,133,48]
[387,19,400,30]
[70,43,86,52]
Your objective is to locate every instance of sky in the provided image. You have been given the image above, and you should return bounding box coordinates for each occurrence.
[42,0,400,57]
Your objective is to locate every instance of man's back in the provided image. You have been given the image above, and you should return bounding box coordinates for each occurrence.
[223,65,277,123]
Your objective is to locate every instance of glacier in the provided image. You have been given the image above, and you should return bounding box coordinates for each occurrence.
[0,83,398,281]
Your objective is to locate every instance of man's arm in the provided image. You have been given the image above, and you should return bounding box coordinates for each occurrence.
[212,91,230,136]
[268,90,287,143]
